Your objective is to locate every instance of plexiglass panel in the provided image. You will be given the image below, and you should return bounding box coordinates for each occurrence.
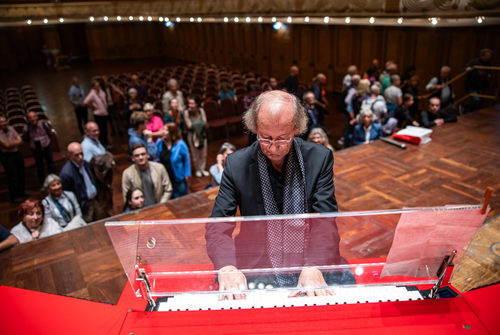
[105,205,487,302]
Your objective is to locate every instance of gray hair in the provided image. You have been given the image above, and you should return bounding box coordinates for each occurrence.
[219,142,236,155]
[167,78,178,87]
[390,74,400,84]
[43,173,61,191]
[243,90,307,135]
[370,84,381,95]
[359,106,374,119]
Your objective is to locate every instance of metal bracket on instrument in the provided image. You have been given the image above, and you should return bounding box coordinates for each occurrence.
[135,265,156,308]
[428,249,457,299]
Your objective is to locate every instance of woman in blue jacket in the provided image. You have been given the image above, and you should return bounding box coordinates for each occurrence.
[156,123,191,198]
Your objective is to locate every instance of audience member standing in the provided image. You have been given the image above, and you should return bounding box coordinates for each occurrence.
[464,48,494,113]
[128,111,157,159]
[209,142,235,187]
[384,74,403,111]
[342,65,358,91]
[144,103,165,141]
[366,59,381,84]
[426,66,455,109]
[59,142,103,222]
[341,74,360,148]
[403,75,420,118]
[0,115,25,203]
[124,88,143,128]
[162,79,185,116]
[102,77,125,136]
[183,97,208,177]
[283,65,300,97]
[163,98,184,134]
[156,124,191,198]
[42,174,86,231]
[421,97,457,128]
[68,76,87,135]
[81,121,105,163]
[122,143,172,207]
[129,73,148,102]
[266,77,279,91]
[380,61,398,95]
[24,111,55,188]
[302,91,322,136]
[83,80,109,147]
[310,73,328,125]
[361,84,387,124]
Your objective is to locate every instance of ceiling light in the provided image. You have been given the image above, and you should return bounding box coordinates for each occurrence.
[59,18,64,23]
[287,16,292,23]
[43,18,48,24]
[159,17,164,22]
[304,16,310,23]
[224,17,229,22]
[176,17,181,22]
[27,19,32,25]
[197,17,202,22]
[116,16,121,21]
[148,16,153,22]
[345,17,350,24]
[139,16,144,21]
[258,17,263,22]
[476,16,485,24]
[397,17,403,24]
[246,17,251,23]
[324,16,329,23]
[272,17,277,22]
[190,17,194,22]
[103,16,109,21]
[234,17,239,22]
[129,16,133,21]
[369,17,375,24]
[89,16,95,22]
[273,22,282,30]
[165,17,170,22]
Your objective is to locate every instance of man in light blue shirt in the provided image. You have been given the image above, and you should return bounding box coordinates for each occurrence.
[68,76,87,135]
[81,122,105,163]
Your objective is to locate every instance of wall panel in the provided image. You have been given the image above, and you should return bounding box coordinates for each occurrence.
[1,22,498,94]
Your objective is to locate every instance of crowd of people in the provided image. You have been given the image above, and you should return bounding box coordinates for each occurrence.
[0,48,494,251]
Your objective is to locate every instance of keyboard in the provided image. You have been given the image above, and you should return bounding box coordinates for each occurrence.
[157,285,424,311]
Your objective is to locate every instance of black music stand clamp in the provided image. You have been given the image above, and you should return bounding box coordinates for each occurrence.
[427,249,457,299]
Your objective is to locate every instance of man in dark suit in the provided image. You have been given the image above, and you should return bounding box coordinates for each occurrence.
[59,142,104,222]
[206,90,349,299]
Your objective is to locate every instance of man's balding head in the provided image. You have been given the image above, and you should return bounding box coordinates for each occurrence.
[243,90,307,135]
[85,122,100,141]
[67,142,84,166]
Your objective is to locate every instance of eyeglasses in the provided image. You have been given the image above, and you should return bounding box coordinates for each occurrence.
[257,135,293,147]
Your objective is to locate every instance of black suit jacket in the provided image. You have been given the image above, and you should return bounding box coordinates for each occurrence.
[206,138,342,271]
[59,160,96,214]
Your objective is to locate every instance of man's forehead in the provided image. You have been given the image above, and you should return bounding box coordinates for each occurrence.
[133,147,147,155]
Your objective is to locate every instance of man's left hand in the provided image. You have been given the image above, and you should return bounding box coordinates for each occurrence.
[289,267,334,297]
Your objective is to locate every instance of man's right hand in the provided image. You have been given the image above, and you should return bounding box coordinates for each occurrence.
[217,265,247,300]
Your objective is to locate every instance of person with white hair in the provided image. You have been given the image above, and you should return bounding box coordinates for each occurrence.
[124,87,143,128]
[353,107,383,146]
[342,65,358,91]
[42,174,87,231]
[426,66,455,109]
[361,84,387,123]
[144,102,165,141]
[162,78,185,116]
